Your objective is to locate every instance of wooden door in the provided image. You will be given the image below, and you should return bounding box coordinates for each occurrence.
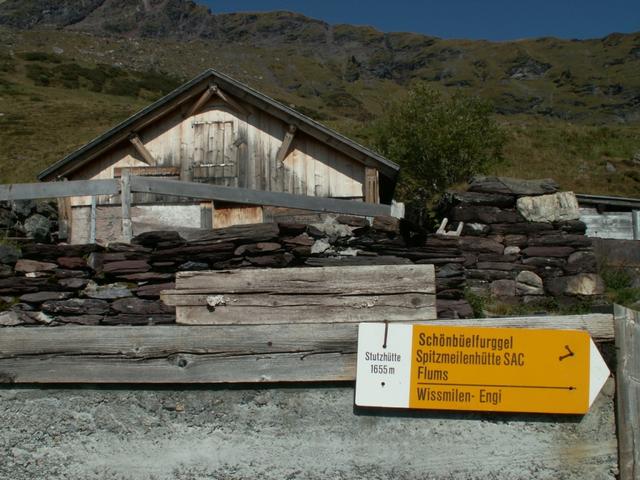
[192,121,238,186]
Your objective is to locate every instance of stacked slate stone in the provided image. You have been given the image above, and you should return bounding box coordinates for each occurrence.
[437,176,604,311]
[0,217,472,326]
[0,200,58,243]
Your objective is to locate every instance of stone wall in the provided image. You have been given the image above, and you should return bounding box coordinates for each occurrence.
[0,199,58,243]
[437,176,605,311]
[0,217,475,326]
[0,176,606,324]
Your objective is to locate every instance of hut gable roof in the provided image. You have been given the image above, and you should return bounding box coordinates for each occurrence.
[38,68,400,182]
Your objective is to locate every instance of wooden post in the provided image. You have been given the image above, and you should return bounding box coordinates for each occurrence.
[89,195,97,244]
[614,304,640,480]
[120,171,132,243]
[364,167,380,204]
[56,197,69,241]
[632,210,640,240]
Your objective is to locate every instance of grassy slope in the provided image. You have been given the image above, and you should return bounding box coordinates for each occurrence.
[0,27,639,197]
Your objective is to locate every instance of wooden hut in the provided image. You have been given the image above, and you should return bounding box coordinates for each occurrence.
[38,69,400,244]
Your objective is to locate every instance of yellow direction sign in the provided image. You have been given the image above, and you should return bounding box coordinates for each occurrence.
[355,323,610,414]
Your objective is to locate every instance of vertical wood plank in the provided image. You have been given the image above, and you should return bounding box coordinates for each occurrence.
[89,195,97,244]
[56,197,69,241]
[364,167,380,203]
[120,171,132,243]
[614,303,640,480]
[200,202,213,229]
[632,210,640,240]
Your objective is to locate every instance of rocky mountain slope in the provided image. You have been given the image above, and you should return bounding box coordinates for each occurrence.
[0,0,639,195]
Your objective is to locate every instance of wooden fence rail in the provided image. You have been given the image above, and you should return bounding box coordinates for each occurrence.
[0,313,614,384]
[0,176,394,242]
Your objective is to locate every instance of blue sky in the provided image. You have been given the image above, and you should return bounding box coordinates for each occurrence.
[200,0,639,41]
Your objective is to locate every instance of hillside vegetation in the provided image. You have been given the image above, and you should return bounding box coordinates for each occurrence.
[0,0,639,196]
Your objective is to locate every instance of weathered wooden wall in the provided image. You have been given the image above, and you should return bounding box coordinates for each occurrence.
[580,207,634,240]
[68,100,365,206]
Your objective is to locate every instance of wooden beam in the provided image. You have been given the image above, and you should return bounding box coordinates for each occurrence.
[212,84,249,115]
[173,265,435,294]
[183,86,214,119]
[0,314,613,384]
[114,166,179,178]
[128,134,156,166]
[275,125,297,163]
[120,170,132,242]
[614,304,640,480]
[364,167,380,204]
[129,176,391,217]
[0,179,119,201]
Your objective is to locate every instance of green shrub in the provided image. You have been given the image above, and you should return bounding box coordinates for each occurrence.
[18,52,62,63]
[25,64,51,86]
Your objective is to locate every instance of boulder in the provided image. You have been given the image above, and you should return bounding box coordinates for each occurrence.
[546,274,605,296]
[15,259,57,273]
[59,278,91,290]
[516,271,544,296]
[56,257,87,269]
[441,191,516,208]
[462,223,490,236]
[111,297,173,315]
[134,282,175,299]
[468,176,559,196]
[0,244,21,264]
[20,291,73,303]
[282,234,314,247]
[83,281,133,300]
[522,246,574,258]
[0,311,26,326]
[490,222,554,235]
[101,314,175,325]
[247,253,294,268]
[437,299,474,319]
[0,209,16,229]
[234,242,282,256]
[450,206,524,224]
[504,246,521,256]
[116,272,173,282]
[565,251,598,274]
[372,216,400,233]
[102,260,151,275]
[516,192,580,223]
[503,235,529,247]
[458,237,504,255]
[11,200,35,217]
[131,230,184,248]
[56,315,103,325]
[309,219,354,240]
[311,239,331,254]
[466,269,514,281]
[178,261,209,271]
[527,234,592,248]
[42,298,110,315]
[23,214,52,242]
[491,280,517,297]
[0,264,13,278]
[522,257,566,268]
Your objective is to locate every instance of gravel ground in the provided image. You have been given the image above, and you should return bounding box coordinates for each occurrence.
[0,380,617,479]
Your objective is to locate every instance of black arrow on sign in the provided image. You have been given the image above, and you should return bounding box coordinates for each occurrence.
[559,345,575,361]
